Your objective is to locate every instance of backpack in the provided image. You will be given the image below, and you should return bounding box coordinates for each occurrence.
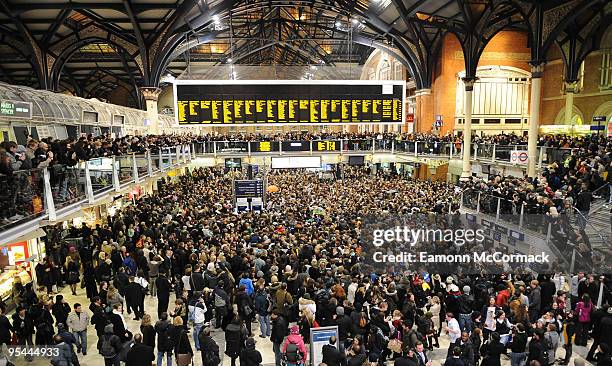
[100,335,117,358]
[284,342,301,363]
[214,292,226,308]
[161,326,175,351]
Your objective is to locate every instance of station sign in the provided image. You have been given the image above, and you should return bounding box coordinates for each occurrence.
[0,100,32,119]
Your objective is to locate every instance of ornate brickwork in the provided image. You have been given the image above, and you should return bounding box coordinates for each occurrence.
[50,35,78,55]
[140,87,162,101]
[110,34,138,55]
[78,24,108,41]
[542,0,579,44]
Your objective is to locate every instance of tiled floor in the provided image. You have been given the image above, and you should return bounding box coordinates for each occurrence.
[8,285,596,366]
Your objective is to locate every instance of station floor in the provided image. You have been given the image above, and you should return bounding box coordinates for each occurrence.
[15,285,597,366]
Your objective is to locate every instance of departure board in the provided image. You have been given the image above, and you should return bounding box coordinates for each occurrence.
[174,81,405,125]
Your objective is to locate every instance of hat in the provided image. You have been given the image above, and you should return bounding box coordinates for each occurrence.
[303,293,311,300]
[336,307,344,316]
[290,325,299,335]
[446,276,454,284]
[463,285,471,294]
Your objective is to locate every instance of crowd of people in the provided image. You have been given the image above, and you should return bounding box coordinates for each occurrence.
[0,165,610,366]
[1,132,610,175]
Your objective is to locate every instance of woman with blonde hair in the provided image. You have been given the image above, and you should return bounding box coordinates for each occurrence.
[140,314,155,348]
[428,295,441,335]
[106,284,124,311]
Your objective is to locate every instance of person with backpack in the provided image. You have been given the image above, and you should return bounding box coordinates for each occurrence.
[225,318,247,366]
[271,309,289,366]
[282,325,308,366]
[544,323,559,366]
[236,284,255,336]
[254,284,272,338]
[98,324,122,366]
[198,327,220,366]
[527,329,548,366]
[575,294,593,346]
[154,312,175,366]
[213,282,229,330]
[240,337,263,366]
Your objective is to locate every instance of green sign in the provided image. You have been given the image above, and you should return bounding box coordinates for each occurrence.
[0,99,32,119]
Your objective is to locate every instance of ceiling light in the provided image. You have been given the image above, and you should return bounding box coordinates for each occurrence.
[227,58,233,63]
[212,15,220,22]
[351,18,359,25]
[335,21,341,28]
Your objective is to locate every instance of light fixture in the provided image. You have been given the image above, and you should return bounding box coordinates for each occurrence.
[310,65,316,70]
[227,58,233,63]
[212,15,220,22]
[351,18,359,25]
[335,21,342,28]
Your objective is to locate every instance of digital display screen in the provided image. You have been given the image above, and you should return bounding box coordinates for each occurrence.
[174,81,405,126]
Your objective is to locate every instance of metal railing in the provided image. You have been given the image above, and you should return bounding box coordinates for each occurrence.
[189,139,551,166]
[0,144,194,232]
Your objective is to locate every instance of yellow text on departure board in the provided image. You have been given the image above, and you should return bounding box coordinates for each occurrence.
[317,141,336,151]
[189,101,198,116]
[278,100,287,120]
[177,101,187,122]
[259,141,271,152]
[288,100,297,121]
[211,101,221,122]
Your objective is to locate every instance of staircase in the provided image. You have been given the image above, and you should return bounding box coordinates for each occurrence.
[584,191,611,251]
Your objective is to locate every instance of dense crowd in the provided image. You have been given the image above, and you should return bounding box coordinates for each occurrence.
[1,133,610,175]
[0,166,610,366]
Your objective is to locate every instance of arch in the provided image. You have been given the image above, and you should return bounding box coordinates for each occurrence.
[554,105,585,125]
[592,101,612,122]
[458,65,532,79]
[49,36,142,91]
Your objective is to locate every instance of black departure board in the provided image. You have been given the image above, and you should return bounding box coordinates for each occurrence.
[234,180,265,198]
[175,82,404,125]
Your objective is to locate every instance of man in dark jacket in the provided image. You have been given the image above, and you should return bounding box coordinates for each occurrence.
[155,271,171,319]
[333,306,352,347]
[52,294,71,328]
[126,333,155,366]
[154,312,175,366]
[271,310,288,366]
[239,337,262,366]
[98,324,122,366]
[322,336,346,366]
[447,332,474,366]
[189,265,206,292]
[444,347,465,366]
[198,327,220,366]
[124,276,144,320]
[527,329,547,366]
[12,306,35,362]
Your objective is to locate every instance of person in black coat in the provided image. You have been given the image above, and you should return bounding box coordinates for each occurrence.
[480,332,506,366]
[108,303,130,342]
[225,318,247,366]
[173,317,193,361]
[322,336,346,366]
[124,276,145,320]
[0,306,12,347]
[11,306,35,362]
[445,347,465,366]
[126,333,155,366]
[240,337,263,366]
[198,327,220,366]
[448,332,475,366]
[155,272,171,319]
[52,294,71,328]
[527,329,547,366]
[83,261,99,300]
[90,297,108,338]
[236,285,254,336]
[395,348,419,366]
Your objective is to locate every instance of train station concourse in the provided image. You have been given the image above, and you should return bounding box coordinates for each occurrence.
[0,1,610,366]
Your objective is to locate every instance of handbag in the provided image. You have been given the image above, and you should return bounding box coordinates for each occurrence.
[176,330,193,366]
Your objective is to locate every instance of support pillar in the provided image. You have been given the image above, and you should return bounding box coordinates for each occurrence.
[140,87,162,135]
[527,63,545,178]
[564,81,578,127]
[460,78,476,180]
[415,89,433,133]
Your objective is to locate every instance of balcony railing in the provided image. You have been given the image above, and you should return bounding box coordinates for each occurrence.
[0,144,194,235]
[0,140,574,237]
[189,139,552,166]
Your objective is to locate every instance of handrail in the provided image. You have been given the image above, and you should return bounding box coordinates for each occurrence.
[592,182,610,196]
